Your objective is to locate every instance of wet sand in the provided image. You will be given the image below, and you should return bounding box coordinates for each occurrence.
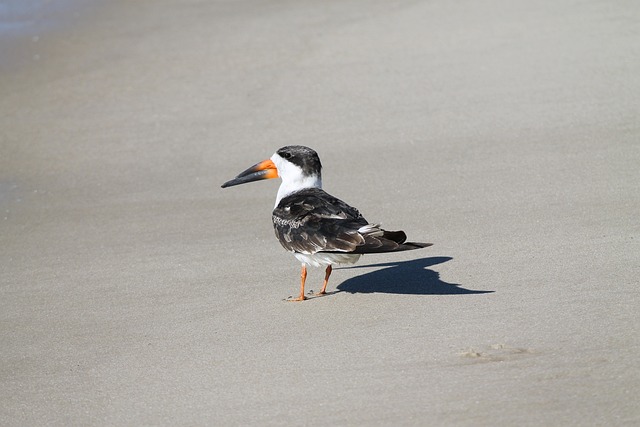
[1,0,639,425]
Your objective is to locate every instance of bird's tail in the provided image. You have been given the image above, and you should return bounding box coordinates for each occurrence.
[397,241,433,251]
[347,225,433,254]
[382,229,432,251]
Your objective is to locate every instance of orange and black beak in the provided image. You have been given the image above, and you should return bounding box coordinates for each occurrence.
[221,159,279,188]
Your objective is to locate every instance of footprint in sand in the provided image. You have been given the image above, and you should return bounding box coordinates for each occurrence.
[458,343,537,364]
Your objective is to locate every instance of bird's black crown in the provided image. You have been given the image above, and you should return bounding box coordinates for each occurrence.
[276,145,322,177]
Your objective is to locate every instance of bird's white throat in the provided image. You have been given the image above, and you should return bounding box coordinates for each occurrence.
[271,153,322,207]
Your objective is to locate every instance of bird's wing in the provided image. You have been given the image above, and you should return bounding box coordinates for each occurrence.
[272,188,432,255]
[272,188,369,254]
[346,224,433,254]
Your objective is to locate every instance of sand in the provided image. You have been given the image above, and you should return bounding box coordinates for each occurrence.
[1,0,639,425]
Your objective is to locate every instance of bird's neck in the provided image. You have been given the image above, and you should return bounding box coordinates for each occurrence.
[275,175,322,207]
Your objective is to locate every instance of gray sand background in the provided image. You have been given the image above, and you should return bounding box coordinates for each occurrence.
[1,0,639,425]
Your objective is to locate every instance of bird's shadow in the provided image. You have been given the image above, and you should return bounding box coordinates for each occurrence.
[335,257,492,295]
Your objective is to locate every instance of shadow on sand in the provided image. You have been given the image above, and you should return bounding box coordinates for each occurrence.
[335,257,492,295]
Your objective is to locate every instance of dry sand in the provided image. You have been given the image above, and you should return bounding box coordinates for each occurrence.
[1,0,639,425]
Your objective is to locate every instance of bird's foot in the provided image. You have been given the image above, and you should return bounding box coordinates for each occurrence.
[285,295,307,302]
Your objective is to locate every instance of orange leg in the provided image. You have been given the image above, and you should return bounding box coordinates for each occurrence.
[288,264,307,302]
[317,265,332,295]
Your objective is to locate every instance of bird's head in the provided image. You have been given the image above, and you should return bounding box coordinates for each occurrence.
[221,145,322,191]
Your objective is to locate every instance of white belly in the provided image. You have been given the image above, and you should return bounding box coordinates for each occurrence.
[293,252,361,268]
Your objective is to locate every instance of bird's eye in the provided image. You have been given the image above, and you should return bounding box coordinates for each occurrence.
[280,152,292,159]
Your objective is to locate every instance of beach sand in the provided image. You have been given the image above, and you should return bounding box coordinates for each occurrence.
[1,0,639,425]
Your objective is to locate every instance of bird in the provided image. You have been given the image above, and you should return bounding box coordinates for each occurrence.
[221,145,432,301]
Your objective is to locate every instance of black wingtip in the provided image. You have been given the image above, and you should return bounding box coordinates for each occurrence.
[382,230,407,244]
[406,242,433,249]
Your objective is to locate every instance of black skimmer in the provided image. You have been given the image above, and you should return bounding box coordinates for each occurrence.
[221,145,432,301]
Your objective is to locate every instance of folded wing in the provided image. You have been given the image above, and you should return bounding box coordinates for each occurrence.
[272,188,432,255]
